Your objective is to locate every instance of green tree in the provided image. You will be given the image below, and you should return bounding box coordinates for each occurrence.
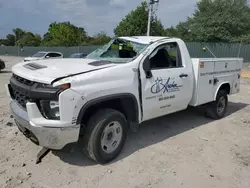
[17,32,41,46]
[175,21,195,41]
[87,32,111,45]
[231,34,250,43]
[164,26,179,37]
[42,22,88,46]
[42,32,52,42]
[6,34,15,46]
[114,1,164,36]
[13,28,25,42]
[186,0,250,42]
[150,18,165,36]
[3,28,36,46]
[0,39,9,46]
[164,21,195,42]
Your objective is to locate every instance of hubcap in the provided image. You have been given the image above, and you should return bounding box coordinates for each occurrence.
[101,121,123,153]
[217,96,226,115]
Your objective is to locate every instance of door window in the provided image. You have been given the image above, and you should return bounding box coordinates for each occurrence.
[149,42,182,69]
[46,53,53,58]
[51,53,62,57]
[46,53,62,58]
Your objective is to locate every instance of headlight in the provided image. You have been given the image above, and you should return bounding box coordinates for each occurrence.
[36,83,71,90]
[40,100,60,120]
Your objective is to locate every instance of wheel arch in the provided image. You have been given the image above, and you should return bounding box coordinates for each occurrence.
[76,93,140,127]
[214,82,231,100]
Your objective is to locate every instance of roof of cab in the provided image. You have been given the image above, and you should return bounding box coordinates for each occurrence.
[118,36,169,45]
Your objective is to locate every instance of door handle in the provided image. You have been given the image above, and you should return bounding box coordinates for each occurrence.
[214,78,219,85]
[179,73,188,78]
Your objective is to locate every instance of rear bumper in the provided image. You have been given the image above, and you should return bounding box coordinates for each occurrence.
[9,98,80,150]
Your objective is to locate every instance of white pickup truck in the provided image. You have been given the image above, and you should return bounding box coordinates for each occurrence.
[6,36,243,164]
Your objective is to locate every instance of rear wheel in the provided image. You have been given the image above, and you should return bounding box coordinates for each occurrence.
[205,90,228,120]
[82,108,128,164]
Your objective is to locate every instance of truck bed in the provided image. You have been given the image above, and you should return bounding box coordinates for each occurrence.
[189,58,243,106]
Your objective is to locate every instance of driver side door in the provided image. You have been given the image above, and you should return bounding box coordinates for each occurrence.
[140,41,193,121]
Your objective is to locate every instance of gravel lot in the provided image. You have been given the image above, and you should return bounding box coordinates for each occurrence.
[0,56,250,188]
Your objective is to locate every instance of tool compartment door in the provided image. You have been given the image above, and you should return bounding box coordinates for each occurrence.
[231,62,242,94]
[213,60,241,95]
[197,61,215,105]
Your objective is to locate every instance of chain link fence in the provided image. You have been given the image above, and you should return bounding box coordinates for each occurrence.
[186,42,250,62]
[0,42,249,62]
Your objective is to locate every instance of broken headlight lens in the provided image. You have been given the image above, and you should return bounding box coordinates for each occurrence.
[40,100,60,120]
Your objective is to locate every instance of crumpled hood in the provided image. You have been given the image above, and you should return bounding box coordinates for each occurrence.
[12,58,116,84]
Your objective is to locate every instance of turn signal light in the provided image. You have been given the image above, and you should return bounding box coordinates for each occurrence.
[59,83,71,89]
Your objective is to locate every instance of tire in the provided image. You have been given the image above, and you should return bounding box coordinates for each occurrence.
[0,59,5,70]
[205,90,228,120]
[82,108,128,164]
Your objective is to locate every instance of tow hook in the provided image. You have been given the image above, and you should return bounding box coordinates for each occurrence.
[36,147,51,164]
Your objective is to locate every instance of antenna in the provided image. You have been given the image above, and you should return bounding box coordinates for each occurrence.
[203,46,217,58]
[147,0,160,36]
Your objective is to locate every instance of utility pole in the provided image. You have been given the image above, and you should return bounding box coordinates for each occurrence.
[147,0,160,36]
[146,1,152,36]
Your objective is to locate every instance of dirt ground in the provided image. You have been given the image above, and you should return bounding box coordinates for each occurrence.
[0,56,250,188]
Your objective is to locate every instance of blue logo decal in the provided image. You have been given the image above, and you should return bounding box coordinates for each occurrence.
[151,77,182,94]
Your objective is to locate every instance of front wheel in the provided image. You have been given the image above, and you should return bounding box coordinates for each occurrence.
[82,109,128,164]
[205,90,228,120]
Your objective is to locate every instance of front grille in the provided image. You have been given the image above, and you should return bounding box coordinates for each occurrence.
[9,74,34,109]
[14,89,29,109]
[13,74,34,86]
[9,84,30,109]
[9,74,59,112]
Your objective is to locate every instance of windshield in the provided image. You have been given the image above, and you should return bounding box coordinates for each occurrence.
[32,52,46,57]
[86,38,148,63]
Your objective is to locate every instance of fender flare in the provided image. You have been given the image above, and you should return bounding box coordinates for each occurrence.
[214,82,231,100]
[76,93,139,124]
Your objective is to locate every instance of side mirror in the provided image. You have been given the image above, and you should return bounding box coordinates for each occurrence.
[143,57,152,79]
[45,56,49,58]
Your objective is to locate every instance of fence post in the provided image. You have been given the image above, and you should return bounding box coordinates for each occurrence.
[237,42,242,58]
[17,45,19,56]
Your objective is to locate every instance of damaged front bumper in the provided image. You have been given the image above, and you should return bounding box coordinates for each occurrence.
[9,98,80,150]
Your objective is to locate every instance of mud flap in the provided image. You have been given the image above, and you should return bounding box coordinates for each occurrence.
[130,122,139,133]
